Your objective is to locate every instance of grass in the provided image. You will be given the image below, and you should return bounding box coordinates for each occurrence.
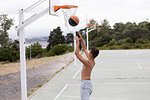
[50,67,65,78]
[0,53,74,75]
[27,88,36,97]
[37,83,43,88]
[27,83,44,97]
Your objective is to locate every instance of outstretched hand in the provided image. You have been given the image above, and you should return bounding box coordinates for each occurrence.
[74,36,80,41]
[78,32,83,40]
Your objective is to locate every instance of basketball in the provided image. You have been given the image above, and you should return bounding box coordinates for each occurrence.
[68,15,79,26]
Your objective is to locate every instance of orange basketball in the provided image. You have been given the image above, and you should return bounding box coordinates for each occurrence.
[68,15,79,26]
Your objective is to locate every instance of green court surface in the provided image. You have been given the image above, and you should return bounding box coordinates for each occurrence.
[29,50,150,100]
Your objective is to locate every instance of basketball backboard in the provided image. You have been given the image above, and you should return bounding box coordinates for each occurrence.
[49,0,59,16]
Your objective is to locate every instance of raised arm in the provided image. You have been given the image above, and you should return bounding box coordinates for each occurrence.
[74,36,90,67]
[78,32,90,59]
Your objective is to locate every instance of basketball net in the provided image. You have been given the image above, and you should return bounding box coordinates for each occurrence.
[61,7,77,28]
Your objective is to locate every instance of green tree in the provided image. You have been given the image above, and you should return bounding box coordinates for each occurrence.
[122,22,149,42]
[136,38,149,44]
[101,19,110,29]
[0,40,20,62]
[66,33,74,46]
[0,47,11,61]
[31,42,43,58]
[138,21,150,40]
[47,27,65,50]
[47,44,74,56]
[0,14,14,48]
[9,40,20,61]
[108,39,116,46]
[10,40,19,51]
[88,19,100,42]
[113,22,125,33]
[125,37,133,43]
[146,23,150,31]
[100,33,112,46]
[112,23,125,40]
[138,21,149,28]
[97,19,111,37]
[89,19,97,24]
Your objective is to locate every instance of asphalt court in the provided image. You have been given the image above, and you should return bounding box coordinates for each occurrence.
[29,50,150,100]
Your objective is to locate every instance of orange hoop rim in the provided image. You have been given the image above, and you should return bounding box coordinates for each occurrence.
[87,24,95,26]
[54,5,78,12]
[95,27,100,29]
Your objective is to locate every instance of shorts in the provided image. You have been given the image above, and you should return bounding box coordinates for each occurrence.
[80,80,93,100]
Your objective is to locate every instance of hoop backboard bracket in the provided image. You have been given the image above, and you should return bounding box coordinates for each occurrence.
[49,0,59,16]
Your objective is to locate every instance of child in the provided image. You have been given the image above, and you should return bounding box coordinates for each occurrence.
[74,32,99,100]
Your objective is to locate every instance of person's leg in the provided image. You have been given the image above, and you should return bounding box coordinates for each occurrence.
[80,88,90,100]
[80,80,92,100]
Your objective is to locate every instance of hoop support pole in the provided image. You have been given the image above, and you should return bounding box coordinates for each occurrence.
[74,31,77,66]
[86,17,89,51]
[18,9,27,100]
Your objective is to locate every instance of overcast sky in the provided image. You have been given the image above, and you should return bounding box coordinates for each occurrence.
[0,0,150,39]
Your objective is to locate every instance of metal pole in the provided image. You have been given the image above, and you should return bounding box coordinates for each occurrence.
[86,18,89,51]
[86,29,89,51]
[74,31,77,66]
[30,45,31,60]
[18,9,27,100]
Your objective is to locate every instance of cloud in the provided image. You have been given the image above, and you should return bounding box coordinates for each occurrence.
[0,0,150,38]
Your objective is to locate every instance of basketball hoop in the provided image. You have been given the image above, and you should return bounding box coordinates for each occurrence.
[95,27,101,31]
[54,5,78,27]
[87,23,100,31]
[87,24,96,31]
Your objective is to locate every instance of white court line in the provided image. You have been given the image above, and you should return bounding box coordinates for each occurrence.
[136,63,142,69]
[72,67,82,79]
[54,65,82,99]
[75,76,150,79]
[126,51,129,54]
[60,95,124,100]
[60,95,80,99]
[140,51,142,54]
[69,82,150,86]
[54,84,68,100]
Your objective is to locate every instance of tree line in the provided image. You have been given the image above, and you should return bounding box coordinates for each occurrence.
[0,14,150,62]
[0,14,74,62]
[87,19,150,49]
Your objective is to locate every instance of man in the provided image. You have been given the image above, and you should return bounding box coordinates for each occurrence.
[74,32,99,100]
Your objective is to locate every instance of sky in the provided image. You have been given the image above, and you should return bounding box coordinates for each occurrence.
[0,0,150,39]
